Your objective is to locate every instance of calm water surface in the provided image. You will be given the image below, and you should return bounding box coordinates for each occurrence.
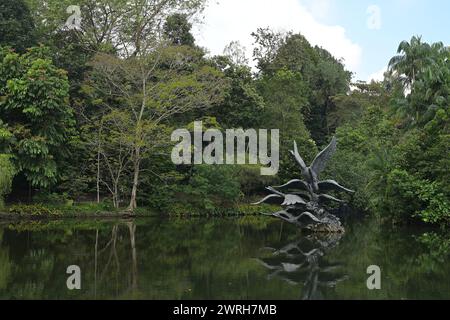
[0,216,449,299]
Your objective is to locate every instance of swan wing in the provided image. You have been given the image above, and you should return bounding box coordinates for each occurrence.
[290,141,307,171]
[318,180,355,193]
[311,136,337,175]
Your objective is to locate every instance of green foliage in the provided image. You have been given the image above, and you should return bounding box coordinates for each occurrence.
[0,2,447,226]
[173,165,242,214]
[330,82,390,132]
[80,43,227,209]
[252,29,351,145]
[0,154,15,208]
[325,37,449,226]
[0,0,36,52]
[55,201,116,214]
[0,46,73,188]
[45,30,93,95]
[389,36,449,127]
[210,56,265,129]
[329,98,449,225]
[33,192,72,206]
[27,0,207,52]
[257,68,318,179]
[416,233,450,263]
[8,204,62,216]
[385,170,450,224]
[235,165,278,196]
[163,13,195,47]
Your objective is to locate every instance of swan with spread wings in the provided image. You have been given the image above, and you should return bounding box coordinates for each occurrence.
[253,136,354,233]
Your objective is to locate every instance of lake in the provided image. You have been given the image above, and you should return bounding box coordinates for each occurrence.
[0,216,449,299]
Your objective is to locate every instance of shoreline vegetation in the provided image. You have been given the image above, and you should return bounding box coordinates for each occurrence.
[0,201,279,220]
[0,1,448,228]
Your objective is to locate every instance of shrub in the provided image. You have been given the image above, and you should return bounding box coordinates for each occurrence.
[170,165,242,214]
[193,165,240,209]
[236,165,278,196]
[8,204,62,217]
[386,170,450,224]
[0,154,15,209]
[33,192,72,206]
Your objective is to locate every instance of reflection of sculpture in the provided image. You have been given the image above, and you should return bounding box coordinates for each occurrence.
[257,234,348,300]
[254,137,354,233]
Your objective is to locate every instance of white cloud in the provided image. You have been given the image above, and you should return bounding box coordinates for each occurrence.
[367,66,387,82]
[301,0,333,20]
[193,0,362,75]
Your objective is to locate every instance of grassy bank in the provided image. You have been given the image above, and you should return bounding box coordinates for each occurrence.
[0,201,278,220]
[0,203,140,220]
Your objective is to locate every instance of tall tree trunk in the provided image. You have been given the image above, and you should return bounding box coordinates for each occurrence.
[94,229,98,298]
[96,145,101,204]
[96,122,103,204]
[127,221,138,291]
[113,183,119,209]
[128,75,146,212]
[128,146,141,211]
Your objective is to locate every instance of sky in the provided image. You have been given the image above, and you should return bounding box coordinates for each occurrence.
[193,0,450,82]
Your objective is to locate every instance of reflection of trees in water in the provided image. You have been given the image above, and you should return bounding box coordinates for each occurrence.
[92,221,138,298]
[257,233,348,300]
[1,219,450,299]
[1,218,270,299]
[0,220,143,299]
[0,230,12,291]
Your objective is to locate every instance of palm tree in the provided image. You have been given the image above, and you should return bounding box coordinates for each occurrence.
[388,36,433,88]
[389,37,449,126]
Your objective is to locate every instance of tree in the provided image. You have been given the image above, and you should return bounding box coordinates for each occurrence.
[306,47,352,143]
[0,0,36,52]
[223,41,248,66]
[31,0,211,209]
[173,164,242,213]
[163,13,195,47]
[257,68,317,179]
[326,38,449,225]
[251,27,288,75]
[28,0,206,54]
[389,37,449,127]
[388,36,432,88]
[86,44,227,210]
[209,56,265,129]
[0,46,74,189]
[81,112,132,208]
[252,28,351,145]
[329,81,390,132]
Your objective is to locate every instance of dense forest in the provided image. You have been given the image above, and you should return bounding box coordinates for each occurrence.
[0,0,448,227]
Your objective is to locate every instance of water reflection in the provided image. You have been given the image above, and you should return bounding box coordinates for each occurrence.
[257,233,348,299]
[0,217,449,299]
[92,221,138,298]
